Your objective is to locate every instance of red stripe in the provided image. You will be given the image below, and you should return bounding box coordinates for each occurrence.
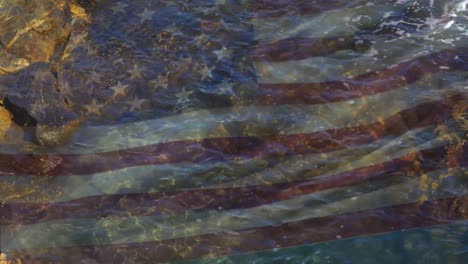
[253,36,371,62]
[0,95,462,177]
[2,143,465,226]
[7,196,468,263]
[258,48,468,104]
[249,0,377,18]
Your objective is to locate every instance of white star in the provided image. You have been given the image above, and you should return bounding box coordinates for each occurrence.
[194,34,207,48]
[110,81,128,97]
[139,8,155,23]
[199,64,215,80]
[100,18,113,30]
[89,70,102,84]
[84,99,101,116]
[175,89,192,104]
[127,97,147,111]
[150,74,168,89]
[165,24,183,36]
[60,81,74,97]
[220,19,232,31]
[65,32,88,51]
[85,44,99,56]
[217,80,234,95]
[113,58,125,65]
[31,101,45,117]
[128,64,143,80]
[213,46,233,61]
[194,6,217,15]
[216,0,228,6]
[169,56,192,70]
[34,71,51,83]
[111,2,128,14]
[71,32,88,45]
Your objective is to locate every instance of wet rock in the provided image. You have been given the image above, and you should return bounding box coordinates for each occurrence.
[0,0,73,69]
[0,0,255,143]
[0,63,78,124]
[0,0,93,144]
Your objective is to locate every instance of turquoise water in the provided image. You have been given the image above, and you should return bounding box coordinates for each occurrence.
[180,221,468,264]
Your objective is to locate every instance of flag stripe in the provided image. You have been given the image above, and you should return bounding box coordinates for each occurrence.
[0,93,463,176]
[255,47,464,81]
[252,2,460,54]
[2,167,466,251]
[1,0,467,263]
[0,124,447,203]
[1,143,464,226]
[277,144,466,199]
[251,1,396,44]
[0,66,464,155]
[249,0,394,18]
[255,43,467,83]
[5,194,468,263]
[253,36,369,62]
[212,126,460,188]
[177,219,468,264]
[257,49,468,104]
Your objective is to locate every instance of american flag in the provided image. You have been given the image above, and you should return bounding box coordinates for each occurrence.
[0,0,467,263]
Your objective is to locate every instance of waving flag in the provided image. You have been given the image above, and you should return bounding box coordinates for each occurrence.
[0,0,467,263]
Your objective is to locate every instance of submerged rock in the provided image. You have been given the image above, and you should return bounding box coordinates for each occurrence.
[0,0,93,144]
[0,0,78,73]
[0,99,24,144]
[0,0,255,146]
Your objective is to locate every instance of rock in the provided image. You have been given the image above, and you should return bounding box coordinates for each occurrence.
[0,98,24,144]
[0,0,255,146]
[0,99,13,141]
[0,0,93,144]
[0,0,73,70]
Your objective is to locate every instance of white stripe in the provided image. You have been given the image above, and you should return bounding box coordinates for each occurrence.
[253,1,403,44]
[214,128,459,188]
[0,125,431,203]
[1,167,465,249]
[0,73,464,155]
[255,29,466,83]
[0,124,457,203]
